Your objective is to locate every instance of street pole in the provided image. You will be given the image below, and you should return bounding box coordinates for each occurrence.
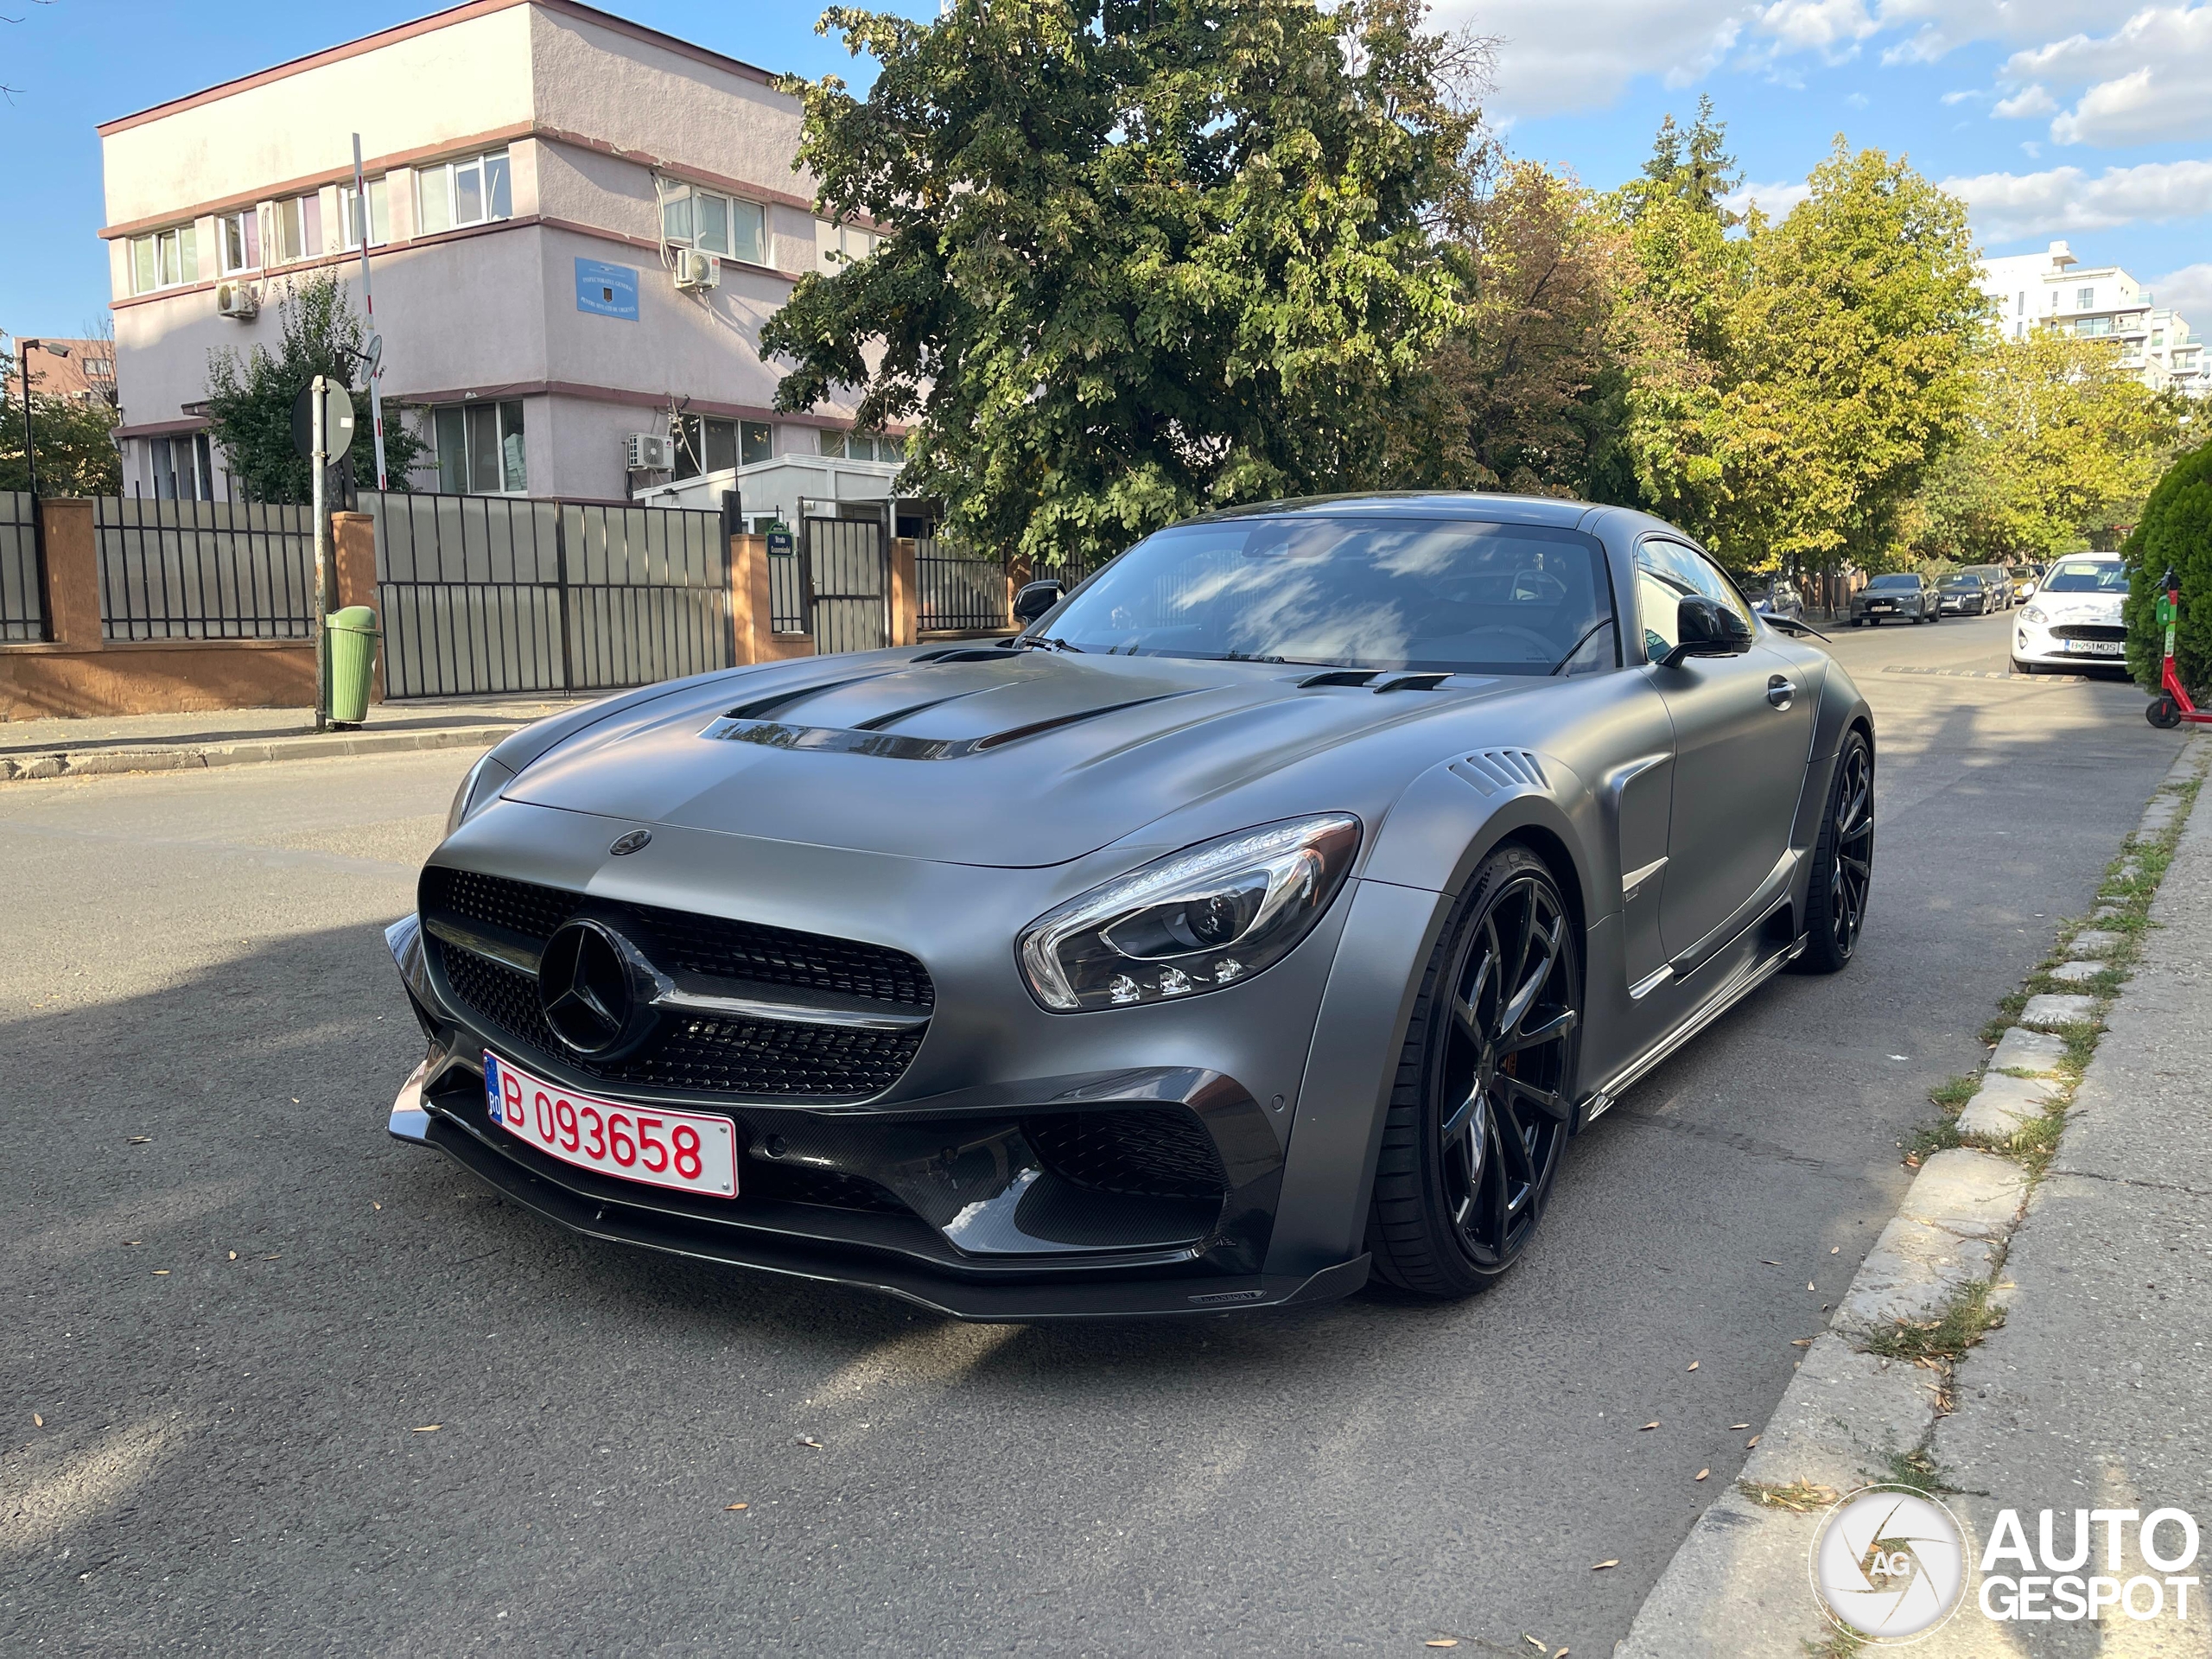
[312,373,331,734]
[351,135,389,491]
[16,338,49,640]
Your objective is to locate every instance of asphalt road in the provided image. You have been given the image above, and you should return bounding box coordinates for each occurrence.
[2,612,2185,1656]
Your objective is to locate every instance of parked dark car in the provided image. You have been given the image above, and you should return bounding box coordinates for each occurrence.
[1746,575,1805,621]
[1852,573,1939,625]
[1937,572,1996,615]
[386,493,1875,1317]
[1967,564,2013,610]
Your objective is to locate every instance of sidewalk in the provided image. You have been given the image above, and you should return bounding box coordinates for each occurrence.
[0,694,585,780]
[1622,737,2211,1656]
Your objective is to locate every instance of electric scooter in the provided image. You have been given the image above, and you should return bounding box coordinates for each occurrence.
[2146,566,2212,728]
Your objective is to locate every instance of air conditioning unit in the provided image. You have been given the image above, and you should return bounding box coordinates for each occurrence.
[626,432,674,471]
[215,281,259,320]
[674,250,721,293]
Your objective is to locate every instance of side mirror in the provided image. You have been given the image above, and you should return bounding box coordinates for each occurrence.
[1660,594,1754,668]
[1012,579,1065,626]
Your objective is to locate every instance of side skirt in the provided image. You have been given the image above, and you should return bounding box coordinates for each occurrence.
[1579,933,1805,1124]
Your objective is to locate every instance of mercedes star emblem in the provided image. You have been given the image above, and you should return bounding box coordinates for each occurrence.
[537,919,644,1056]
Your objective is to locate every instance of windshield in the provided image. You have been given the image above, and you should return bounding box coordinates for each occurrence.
[1941,575,1980,588]
[1034,518,1617,674]
[1869,575,1919,590]
[2042,560,2126,594]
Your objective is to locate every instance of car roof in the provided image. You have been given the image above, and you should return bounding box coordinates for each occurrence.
[1186,492,1599,530]
[2051,550,2122,561]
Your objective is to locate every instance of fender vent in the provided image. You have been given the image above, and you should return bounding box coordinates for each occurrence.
[1451,748,1547,796]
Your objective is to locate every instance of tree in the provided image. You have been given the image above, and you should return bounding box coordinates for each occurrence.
[1388,159,1634,499]
[1615,135,1984,578]
[1906,329,2182,566]
[762,0,1479,569]
[2121,442,2212,694]
[1622,94,1740,225]
[203,270,424,503]
[0,341,124,495]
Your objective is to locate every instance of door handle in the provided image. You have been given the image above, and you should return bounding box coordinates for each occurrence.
[1767,675,1796,709]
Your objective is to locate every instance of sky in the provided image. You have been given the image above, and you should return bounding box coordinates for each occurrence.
[3,0,2211,340]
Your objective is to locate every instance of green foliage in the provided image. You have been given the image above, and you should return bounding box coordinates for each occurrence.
[763,0,1478,569]
[1907,330,2182,566]
[203,270,424,503]
[1614,137,1984,575]
[1621,94,1740,225]
[0,346,123,495]
[2121,440,2212,694]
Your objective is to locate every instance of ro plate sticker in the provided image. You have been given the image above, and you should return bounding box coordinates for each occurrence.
[485,1052,506,1123]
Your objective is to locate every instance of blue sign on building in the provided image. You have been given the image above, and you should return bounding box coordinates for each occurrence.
[575,258,639,321]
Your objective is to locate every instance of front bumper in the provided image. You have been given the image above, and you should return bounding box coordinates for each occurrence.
[2012,617,2128,669]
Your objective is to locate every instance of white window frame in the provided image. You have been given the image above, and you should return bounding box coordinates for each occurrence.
[340,178,389,251]
[216,208,259,276]
[416,149,512,237]
[817,219,878,273]
[429,398,528,495]
[273,193,322,264]
[661,181,766,266]
[130,224,200,294]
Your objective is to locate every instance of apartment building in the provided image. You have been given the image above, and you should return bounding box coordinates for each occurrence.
[5,335,118,407]
[1978,239,2203,396]
[99,0,908,522]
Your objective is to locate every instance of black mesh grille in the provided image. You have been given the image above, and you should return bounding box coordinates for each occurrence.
[1025,1109,1228,1198]
[439,940,925,1101]
[2051,623,2127,643]
[422,867,932,1009]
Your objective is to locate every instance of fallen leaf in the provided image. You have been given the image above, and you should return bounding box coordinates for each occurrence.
[1760,1259,1780,1266]
[413,1425,441,1433]
[1904,1154,1923,1168]
[1830,1247,1840,1255]
[127,1136,150,1145]
[153,1269,169,1275]
[1641,1421,1660,1431]
[123,1241,140,1247]
[1424,1643,1459,1651]
[1524,1638,1548,1653]
[372,1202,383,1211]
[291,1098,300,1104]
[1808,1282,1817,1292]
[262,1254,281,1261]
[228,1251,238,1261]
[1592,1559,1619,1571]
[1746,1435,1760,1448]
[1694,1468,1710,1481]
[1790,1338,1815,1347]
[1686,1361,1698,1371]
[1730,1423,1751,1430]
[797,1434,823,1449]
[724,1503,749,1512]
[33,1414,42,1427]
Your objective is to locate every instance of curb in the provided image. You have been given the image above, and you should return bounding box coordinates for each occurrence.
[0,723,522,782]
[1617,734,2209,1658]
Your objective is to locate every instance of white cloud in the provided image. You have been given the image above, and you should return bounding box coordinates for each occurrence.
[1940,88,1985,105]
[1727,177,1815,218]
[1433,0,1748,116]
[1756,0,1880,54]
[1998,7,2212,146]
[1944,157,2212,241]
[2145,263,2212,323]
[1993,84,2057,118]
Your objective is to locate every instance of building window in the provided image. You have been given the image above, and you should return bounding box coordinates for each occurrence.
[416,150,512,237]
[672,416,772,480]
[430,400,526,494]
[215,208,259,275]
[2076,286,2095,310]
[274,194,323,264]
[817,220,878,272]
[2017,291,2025,315]
[130,225,199,294]
[150,433,215,501]
[821,429,899,463]
[340,179,389,250]
[661,184,766,266]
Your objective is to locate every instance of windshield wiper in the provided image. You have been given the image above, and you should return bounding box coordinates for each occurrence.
[1014,634,1084,653]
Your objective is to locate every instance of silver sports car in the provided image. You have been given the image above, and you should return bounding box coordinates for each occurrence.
[385,494,1873,1318]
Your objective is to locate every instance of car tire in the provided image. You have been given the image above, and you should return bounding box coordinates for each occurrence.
[2013,659,2038,676]
[1365,843,1580,1299]
[1795,731,1873,976]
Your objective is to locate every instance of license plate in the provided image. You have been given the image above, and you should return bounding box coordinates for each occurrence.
[484,1052,737,1198]
[1870,602,1893,611]
[2066,640,2124,656]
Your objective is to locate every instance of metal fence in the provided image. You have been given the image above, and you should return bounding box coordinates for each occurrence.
[364,492,734,699]
[916,537,1008,632]
[97,497,316,641]
[767,534,807,635]
[804,518,887,655]
[0,493,43,643]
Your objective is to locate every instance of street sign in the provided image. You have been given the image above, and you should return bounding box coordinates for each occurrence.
[290,382,357,461]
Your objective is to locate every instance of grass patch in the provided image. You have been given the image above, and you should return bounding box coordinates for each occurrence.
[2008,1105,2069,1179]
[1805,1622,1870,1658]
[1861,1278,2007,1363]
[1742,1478,1840,1514]
[1929,1075,1979,1111]
[1879,1446,1947,1495]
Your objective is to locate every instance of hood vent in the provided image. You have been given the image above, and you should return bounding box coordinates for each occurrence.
[912,645,1020,664]
[1451,748,1548,797]
[1297,669,1382,689]
[1374,672,1454,694]
[700,691,1199,761]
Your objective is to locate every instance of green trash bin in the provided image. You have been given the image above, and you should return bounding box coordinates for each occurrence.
[325,605,379,726]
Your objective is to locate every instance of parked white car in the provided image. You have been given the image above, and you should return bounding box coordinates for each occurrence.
[2012,553,2129,673]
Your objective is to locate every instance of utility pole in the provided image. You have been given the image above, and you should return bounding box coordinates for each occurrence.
[351,135,389,490]
[312,373,331,733]
[14,337,67,639]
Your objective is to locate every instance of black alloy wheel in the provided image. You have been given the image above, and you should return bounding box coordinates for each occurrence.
[1367,844,1582,1297]
[1796,731,1873,974]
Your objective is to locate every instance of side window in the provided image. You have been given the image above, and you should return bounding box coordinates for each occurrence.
[1636,539,1751,662]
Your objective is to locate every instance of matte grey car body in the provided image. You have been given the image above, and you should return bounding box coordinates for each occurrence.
[385,494,1874,1319]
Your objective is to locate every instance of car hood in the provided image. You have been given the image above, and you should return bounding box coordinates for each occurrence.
[2033,592,2124,621]
[503,650,1538,867]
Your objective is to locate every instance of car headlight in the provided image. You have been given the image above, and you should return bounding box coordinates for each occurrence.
[2022,605,2048,625]
[1017,814,1361,1011]
[445,751,517,836]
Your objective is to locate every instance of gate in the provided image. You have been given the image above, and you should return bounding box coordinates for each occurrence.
[365,493,734,698]
[804,517,887,655]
